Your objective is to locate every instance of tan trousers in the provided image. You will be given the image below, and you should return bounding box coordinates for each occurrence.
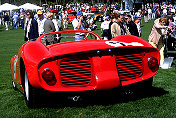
[149,40,165,65]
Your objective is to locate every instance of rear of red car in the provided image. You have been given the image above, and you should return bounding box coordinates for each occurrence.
[10,31,160,107]
[36,40,159,92]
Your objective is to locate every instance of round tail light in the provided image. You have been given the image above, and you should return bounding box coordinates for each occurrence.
[148,57,159,72]
[41,68,57,86]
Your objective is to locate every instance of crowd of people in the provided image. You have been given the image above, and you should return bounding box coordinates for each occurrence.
[0,2,176,66]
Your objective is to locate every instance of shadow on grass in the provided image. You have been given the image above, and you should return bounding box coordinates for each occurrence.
[33,86,168,108]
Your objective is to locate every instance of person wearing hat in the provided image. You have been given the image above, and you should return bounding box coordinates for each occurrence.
[37,10,47,35]
[72,12,86,41]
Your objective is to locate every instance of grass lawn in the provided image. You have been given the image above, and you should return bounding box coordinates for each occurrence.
[0,19,176,118]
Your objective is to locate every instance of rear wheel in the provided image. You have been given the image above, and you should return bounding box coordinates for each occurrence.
[24,69,38,108]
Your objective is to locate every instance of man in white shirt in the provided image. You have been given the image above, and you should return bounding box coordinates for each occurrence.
[171,7,175,16]
[173,14,176,23]
[101,17,110,40]
[163,8,167,17]
[37,10,47,35]
[62,11,68,29]
[72,12,85,41]
[148,7,152,20]
[12,13,19,29]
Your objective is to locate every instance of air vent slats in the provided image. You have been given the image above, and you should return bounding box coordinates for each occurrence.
[60,57,91,86]
[116,53,143,81]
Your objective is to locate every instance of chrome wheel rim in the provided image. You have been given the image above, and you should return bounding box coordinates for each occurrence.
[12,81,16,88]
[25,70,29,101]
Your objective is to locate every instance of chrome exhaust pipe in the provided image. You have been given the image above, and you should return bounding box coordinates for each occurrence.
[68,96,80,102]
[124,89,133,95]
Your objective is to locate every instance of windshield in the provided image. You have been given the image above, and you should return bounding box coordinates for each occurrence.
[37,30,102,45]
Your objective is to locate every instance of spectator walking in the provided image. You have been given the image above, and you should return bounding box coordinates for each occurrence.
[12,13,19,30]
[144,9,148,23]
[151,7,156,19]
[101,17,110,40]
[148,7,152,20]
[19,13,24,29]
[4,13,10,30]
[24,12,39,41]
[62,11,68,29]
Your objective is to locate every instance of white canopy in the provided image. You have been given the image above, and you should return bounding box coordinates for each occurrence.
[0,3,19,11]
[19,3,42,10]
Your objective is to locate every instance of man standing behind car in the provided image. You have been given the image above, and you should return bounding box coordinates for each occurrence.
[72,12,85,41]
[24,12,39,41]
[44,12,56,45]
[111,14,130,38]
[101,17,110,40]
[126,15,139,37]
[37,10,46,36]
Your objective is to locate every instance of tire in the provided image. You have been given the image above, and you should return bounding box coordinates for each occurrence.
[12,80,17,90]
[24,69,38,108]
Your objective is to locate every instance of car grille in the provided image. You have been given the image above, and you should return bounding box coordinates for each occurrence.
[116,53,143,81]
[60,57,91,86]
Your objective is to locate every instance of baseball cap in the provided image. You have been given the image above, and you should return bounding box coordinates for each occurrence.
[37,10,43,15]
[77,12,83,16]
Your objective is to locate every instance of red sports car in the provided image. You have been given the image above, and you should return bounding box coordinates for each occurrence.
[67,11,76,23]
[10,30,160,107]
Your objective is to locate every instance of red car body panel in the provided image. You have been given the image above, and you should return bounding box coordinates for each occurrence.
[10,30,160,93]
[68,15,76,23]
[68,14,76,23]
[90,7,99,11]
[66,10,76,23]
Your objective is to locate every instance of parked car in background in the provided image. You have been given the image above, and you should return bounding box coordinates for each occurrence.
[67,11,76,23]
[91,11,104,21]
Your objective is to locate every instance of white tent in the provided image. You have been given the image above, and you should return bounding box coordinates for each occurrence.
[19,3,42,10]
[0,3,19,11]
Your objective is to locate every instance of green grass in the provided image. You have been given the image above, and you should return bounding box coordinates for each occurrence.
[0,19,176,118]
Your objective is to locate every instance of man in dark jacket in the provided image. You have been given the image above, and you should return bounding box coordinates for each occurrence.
[24,12,39,41]
[4,13,10,30]
[126,15,139,37]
